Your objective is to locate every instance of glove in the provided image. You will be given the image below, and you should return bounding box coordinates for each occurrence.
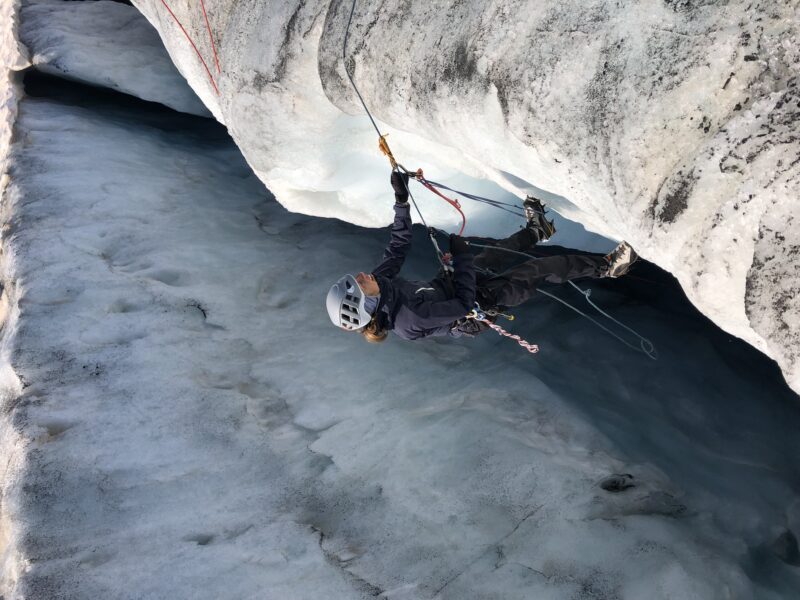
[390,171,410,204]
[449,234,471,256]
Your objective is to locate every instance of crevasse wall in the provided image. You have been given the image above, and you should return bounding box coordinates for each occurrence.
[132,0,800,394]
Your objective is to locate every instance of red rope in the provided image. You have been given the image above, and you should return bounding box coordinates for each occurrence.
[199,0,221,74]
[159,0,219,95]
[418,177,466,236]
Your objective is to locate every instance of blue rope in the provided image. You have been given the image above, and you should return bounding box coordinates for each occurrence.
[423,179,522,208]
[421,179,527,218]
[344,1,655,360]
[467,243,658,360]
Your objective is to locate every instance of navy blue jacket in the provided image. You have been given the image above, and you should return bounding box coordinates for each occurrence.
[372,203,476,340]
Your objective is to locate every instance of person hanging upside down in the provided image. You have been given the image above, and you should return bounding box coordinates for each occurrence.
[326,171,637,343]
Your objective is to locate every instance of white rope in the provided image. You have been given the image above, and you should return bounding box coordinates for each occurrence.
[468,243,657,360]
[547,284,657,360]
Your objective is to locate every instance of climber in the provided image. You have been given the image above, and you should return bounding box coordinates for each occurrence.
[325,171,637,343]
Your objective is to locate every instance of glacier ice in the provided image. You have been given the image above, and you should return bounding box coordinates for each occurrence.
[1,83,799,598]
[19,0,210,116]
[132,0,800,395]
[1,1,800,598]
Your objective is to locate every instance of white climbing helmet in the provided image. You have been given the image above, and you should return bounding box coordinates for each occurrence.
[326,274,372,331]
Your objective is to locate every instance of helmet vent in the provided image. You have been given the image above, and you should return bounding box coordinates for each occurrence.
[327,274,370,331]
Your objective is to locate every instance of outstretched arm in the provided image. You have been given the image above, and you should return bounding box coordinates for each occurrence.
[372,172,412,279]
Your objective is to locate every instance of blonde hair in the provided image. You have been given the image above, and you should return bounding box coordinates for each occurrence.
[361,317,388,343]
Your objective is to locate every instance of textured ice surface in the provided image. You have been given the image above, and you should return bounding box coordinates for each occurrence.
[19,0,209,116]
[132,0,800,395]
[1,71,799,598]
[0,1,29,591]
[2,2,800,598]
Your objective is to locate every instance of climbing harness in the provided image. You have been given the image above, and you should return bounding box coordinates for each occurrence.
[343,0,460,267]
[342,0,656,360]
[159,0,221,95]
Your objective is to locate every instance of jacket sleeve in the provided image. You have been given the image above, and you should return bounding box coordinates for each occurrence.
[372,203,412,279]
[411,254,476,328]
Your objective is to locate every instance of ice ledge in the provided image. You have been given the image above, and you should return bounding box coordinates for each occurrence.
[19,0,211,117]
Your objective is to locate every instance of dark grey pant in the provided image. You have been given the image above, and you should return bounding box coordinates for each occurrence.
[472,227,539,271]
[470,228,607,309]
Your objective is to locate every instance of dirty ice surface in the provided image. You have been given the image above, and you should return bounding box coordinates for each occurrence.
[2,76,800,598]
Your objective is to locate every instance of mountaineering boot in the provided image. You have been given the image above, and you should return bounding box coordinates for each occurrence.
[604,241,638,278]
[523,196,556,242]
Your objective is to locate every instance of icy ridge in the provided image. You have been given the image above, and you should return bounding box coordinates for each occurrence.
[0,0,31,593]
[132,0,800,394]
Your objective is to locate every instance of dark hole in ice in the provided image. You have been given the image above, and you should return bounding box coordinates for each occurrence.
[22,69,226,139]
[600,473,635,493]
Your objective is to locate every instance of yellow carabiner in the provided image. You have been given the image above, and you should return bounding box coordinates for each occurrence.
[378,134,397,169]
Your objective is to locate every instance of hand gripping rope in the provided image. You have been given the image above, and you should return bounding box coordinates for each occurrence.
[342,0,464,265]
[343,0,656,360]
